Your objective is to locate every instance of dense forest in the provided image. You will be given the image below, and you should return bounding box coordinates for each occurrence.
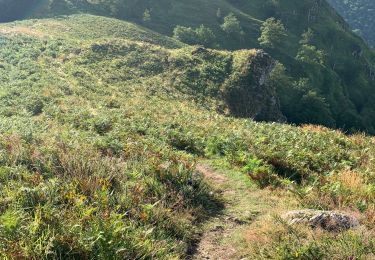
[327,0,375,47]
[0,0,38,22]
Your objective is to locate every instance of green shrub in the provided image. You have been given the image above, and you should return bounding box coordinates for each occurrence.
[258,17,287,49]
[173,25,216,47]
[221,13,244,36]
[93,117,113,135]
[242,156,280,188]
[0,13,374,258]
[26,97,44,116]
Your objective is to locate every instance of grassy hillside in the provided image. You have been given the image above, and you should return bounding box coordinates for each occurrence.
[7,0,374,134]
[0,14,374,258]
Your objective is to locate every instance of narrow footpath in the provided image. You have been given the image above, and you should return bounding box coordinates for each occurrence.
[190,161,296,260]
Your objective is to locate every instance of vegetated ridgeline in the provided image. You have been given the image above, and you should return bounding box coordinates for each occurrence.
[7,0,375,134]
[0,1,374,259]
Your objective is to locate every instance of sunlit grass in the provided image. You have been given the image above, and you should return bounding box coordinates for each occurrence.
[0,13,374,258]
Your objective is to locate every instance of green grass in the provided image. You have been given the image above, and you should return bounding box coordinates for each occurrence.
[2,0,375,133]
[0,12,374,259]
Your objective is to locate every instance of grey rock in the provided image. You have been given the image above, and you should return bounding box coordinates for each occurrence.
[282,209,359,232]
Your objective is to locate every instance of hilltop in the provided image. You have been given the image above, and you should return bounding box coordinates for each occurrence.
[0,13,374,259]
[2,0,375,133]
[0,1,374,259]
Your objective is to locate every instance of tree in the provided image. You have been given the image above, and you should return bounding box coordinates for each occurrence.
[267,62,292,99]
[296,44,326,66]
[297,90,335,127]
[195,25,216,47]
[296,29,326,66]
[142,8,151,22]
[221,13,244,36]
[299,28,314,45]
[173,25,216,47]
[173,26,197,45]
[216,8,222,20]
[258,18,287,49]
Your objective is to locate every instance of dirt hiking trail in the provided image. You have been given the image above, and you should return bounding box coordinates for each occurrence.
[190,161,296,260]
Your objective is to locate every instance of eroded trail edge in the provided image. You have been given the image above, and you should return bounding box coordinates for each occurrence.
[191,162,293,260]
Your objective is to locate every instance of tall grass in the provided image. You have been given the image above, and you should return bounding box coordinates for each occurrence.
[0,14,374,258]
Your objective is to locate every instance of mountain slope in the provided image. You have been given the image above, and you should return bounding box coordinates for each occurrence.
[0,14,283,258]
[327,0,375,47]
[0,11,374,260]
[3,0,375,133]
[0,14,283,122]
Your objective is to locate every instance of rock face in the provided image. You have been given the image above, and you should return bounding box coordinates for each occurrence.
[222,49,286,122]
[169,47,286,123]
[282,209,359,232]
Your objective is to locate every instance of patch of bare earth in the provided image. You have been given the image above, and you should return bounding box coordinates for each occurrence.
[0,26,46,38]
[191,162,296,260]
[196,164,228,184]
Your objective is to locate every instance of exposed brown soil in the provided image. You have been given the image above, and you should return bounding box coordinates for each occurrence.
[191,163,256,260]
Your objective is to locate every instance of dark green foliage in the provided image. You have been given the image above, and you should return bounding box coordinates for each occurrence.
[242,156,280,188]
[296,90,336,127]
[12,0,375,134]
[142,8,152,22]
[220,13,244,37]
[296,44,326,66]
[195,25,216,47]
[25,96,44,116]
[327,0,375,47]
[173,25,202,45]
[173,25,216,47]
[0,0,38,22]
[0,11,374,258]
[296,29,326,65]
[258,18,287,49]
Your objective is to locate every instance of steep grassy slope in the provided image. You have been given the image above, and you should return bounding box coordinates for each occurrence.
[0,14,374,258]
[0,15,284,121]
[0,15,215,259]
[6,0,375,133]
[327,0,375,47]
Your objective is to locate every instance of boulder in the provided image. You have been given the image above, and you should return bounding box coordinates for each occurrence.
[282,209,359,232]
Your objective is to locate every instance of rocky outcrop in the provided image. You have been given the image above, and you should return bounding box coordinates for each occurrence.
[169,46,285,123]
[282,209,359,232]
[222,49,286,122]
